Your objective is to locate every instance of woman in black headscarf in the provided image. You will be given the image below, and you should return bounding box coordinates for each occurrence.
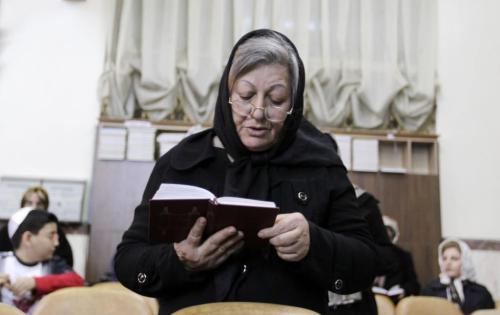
[114,29,376,315]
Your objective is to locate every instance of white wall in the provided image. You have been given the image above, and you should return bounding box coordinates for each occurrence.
[0,0,104,183]
[0,0,107,277]
[437,0,500,240]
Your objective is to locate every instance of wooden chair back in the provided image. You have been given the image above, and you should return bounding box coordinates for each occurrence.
[172,302,319,315]
[92,281,159,314]
[31,287,154,315]
[0,303,25,315]
[375,294,396,315]
[471,310,500,315]
[395,296,462,315]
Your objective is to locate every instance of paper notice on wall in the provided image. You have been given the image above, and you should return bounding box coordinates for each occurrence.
[352,139,379,172]
[333,135,352,170]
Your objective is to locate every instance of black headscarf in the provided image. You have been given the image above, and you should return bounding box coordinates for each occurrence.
[213,29,343,200]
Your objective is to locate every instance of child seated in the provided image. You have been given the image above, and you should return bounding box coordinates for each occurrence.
[0,207,84,313]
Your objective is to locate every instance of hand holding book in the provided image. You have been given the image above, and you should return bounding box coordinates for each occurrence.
[173,216,245,271]
[149,184,279,249]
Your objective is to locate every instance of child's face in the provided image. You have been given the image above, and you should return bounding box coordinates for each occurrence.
[30,222,59,261]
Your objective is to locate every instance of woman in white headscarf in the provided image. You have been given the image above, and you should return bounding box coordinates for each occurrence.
[421,238,494,315]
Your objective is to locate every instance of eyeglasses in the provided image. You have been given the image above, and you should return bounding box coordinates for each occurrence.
[228,96,292,123]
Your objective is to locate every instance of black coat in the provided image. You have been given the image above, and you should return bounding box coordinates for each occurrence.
[383,244,420,298]
[114,129,377,315]
[421,278,495,315]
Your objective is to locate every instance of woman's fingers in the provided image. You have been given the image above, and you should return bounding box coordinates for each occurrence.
[185,217,207,246]
[212,233,245,267]
[259,212,310,262]
[175,225,244,271]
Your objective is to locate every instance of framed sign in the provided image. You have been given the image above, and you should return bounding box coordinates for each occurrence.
[0,177,41,219]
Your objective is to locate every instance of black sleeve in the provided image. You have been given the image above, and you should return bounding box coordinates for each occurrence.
[114,154,209,297]
[358,193,398,276]
[360,194,391,245]
[420,279,441,297]
[478,285,495,310]
[55,227,74,267]
[400,249,420,296]
[0,225,13,252]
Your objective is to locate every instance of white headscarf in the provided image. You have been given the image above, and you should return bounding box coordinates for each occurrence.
[382,215,400,244]
[438,238,476,283]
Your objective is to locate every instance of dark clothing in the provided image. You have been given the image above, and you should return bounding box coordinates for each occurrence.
[0,223,73,267]
[383,244,420,298]
[357,192,419,303]
[422,278,495,315]
[115,129,376,314]
[115,29,376,315]
[330,190,395,315]
[356,191,396,275]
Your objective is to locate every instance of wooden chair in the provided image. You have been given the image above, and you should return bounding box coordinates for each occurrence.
[395,296,462,315]
[471,310,500,315]
[31,287,154,315]
[92,281,159,314]
[375,294,396,315]
[0,303,25,315]
[496,300,500,309]
[172,302,319,315]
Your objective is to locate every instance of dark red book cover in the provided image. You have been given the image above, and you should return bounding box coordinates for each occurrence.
[149,198,279,248]
[149,199,209,243]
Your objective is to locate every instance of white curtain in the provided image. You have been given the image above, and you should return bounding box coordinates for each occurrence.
[99,0,437,131]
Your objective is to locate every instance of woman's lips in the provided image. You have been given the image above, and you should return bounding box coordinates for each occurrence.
[246,126,269,137]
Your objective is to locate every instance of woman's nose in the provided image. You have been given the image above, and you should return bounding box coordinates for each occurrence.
[250,97,266,120]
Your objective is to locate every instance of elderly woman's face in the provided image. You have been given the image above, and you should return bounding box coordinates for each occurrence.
[230,64,291,152]
[442,247,462,279]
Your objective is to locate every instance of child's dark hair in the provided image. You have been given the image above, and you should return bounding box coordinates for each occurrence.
[10,210,58,249]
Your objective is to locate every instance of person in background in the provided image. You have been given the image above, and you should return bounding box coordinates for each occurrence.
[421,238,494,315]
[329,186,397,314]
[0,207,84,313]
[0,186,73,267]
[372,215,420,303]
[114,29,376,314]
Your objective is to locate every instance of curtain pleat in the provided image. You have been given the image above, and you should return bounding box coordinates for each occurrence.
[99,0,437,131]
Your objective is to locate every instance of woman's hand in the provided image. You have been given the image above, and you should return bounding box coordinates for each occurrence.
[258,213,310,262]
[173,217,244,271]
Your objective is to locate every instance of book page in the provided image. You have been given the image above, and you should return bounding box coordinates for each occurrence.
[372,286,404,296]
[216,197,276,208]
[152,183,215,200]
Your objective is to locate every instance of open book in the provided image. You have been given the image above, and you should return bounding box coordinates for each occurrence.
[149,183,279,248]
[372,285,404,297]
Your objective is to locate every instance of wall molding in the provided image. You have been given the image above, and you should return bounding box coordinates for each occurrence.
[464,239,500,251]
